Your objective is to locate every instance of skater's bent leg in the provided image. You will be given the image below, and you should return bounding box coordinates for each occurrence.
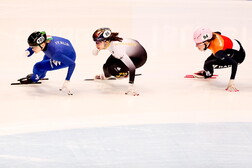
[31,60,67,82]
[31,62,48,82]
[103,63,112,78]
[203,59,215,75]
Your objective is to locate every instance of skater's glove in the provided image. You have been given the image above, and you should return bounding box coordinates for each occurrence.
[92,48,100,56]
[24,47,34,57]
[125,83,139,96]
[59,80,73,95]
[225,79,239,92]
[95,73,108,80]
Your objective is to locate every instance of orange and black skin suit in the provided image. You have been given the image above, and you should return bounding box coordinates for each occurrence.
[204,32,245,79]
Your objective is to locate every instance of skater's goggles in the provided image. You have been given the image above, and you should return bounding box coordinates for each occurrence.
[30,45,39,49]
[195,42,205,47]
[95,41,104,44]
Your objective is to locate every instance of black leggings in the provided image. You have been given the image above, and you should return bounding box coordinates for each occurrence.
[103,48,147,77]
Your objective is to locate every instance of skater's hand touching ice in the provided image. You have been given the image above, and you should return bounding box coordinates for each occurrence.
[60,80,73,95]
[225,79,239,92]
[125,83,139,96]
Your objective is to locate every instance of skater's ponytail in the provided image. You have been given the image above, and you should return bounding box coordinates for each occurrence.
[107,32,123,42]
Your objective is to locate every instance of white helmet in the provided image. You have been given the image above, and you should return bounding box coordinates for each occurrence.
[93,27,112,41]
[193,27,213,44]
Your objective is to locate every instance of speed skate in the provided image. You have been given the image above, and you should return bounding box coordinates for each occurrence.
[11,77,49,85]
[84,77,117,81]
[184,74,218,79]
[84,73,142,81]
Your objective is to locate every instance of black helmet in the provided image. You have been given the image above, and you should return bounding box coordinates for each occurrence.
[92,28,112,41]
[27,31,47,46]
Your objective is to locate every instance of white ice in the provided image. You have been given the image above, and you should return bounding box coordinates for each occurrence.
[1,0,252,167]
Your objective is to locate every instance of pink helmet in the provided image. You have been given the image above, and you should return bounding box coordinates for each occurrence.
[193,27,213,44]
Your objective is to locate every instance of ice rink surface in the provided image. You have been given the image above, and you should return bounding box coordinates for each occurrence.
[1,0,252,167]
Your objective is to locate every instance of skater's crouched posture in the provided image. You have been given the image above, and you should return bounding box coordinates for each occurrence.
[92,27,147,96]
[22,31,76,95]
[193,27,245,92]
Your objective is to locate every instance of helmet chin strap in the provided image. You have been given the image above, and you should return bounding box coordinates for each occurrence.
[39,43,47,51]
[38,44,43,50]
[203,42,209,50]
